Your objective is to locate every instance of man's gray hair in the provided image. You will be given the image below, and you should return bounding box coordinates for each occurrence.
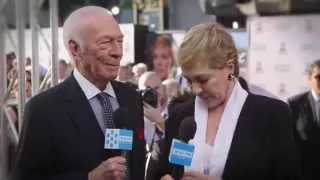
[62,6,112,55]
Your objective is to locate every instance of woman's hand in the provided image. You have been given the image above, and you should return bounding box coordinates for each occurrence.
[182,171,215,180]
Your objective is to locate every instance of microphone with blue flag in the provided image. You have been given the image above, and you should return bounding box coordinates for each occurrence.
[169,116,197,180]
[104,108,133,151]
[104,108,132,179]
[104,129,133,150]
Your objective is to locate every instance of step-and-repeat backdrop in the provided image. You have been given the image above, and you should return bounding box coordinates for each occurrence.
[247,15,320,101]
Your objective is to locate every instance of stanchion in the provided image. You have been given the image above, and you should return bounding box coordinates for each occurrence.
[50,0,59,86]
[0,0,8,178]
[15,0,26,133]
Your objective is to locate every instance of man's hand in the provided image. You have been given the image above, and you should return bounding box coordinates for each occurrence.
[182,171,215,180]
[160,174,175,180]
[88,156,127,180]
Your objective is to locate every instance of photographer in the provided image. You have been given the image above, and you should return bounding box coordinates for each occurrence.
[138,71,169,180]
[138,71,168,146]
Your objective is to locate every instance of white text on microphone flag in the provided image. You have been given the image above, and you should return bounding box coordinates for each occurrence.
[104,129,133,150]
[169,139,195,166]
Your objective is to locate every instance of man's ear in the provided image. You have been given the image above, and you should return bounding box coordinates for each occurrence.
[68,39,81,59]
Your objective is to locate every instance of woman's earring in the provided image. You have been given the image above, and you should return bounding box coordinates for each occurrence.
[228,74,234,80]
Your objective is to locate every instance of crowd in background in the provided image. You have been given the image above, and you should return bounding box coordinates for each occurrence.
[5,52,73,132]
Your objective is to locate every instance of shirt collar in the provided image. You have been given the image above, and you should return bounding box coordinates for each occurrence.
[311,89,320,102]
[73,69,116,100]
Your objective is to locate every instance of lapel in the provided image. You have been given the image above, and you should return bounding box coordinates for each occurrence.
[294,92,313,140]
[111,81,128,109]
[222,94,265,178]
[222,96,250,177]
[307,92,317,122]
[301,92,320,139]
[61,75,105,154]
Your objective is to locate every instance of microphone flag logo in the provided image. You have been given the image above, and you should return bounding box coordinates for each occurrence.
[105,129,133,150]
[169,139,195,166]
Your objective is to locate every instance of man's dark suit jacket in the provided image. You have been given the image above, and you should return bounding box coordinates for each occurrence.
[153,93,301,180]
[288,91,320,180]
[12,75,146,180]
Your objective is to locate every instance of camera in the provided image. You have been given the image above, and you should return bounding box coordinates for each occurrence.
[139,87,158,108]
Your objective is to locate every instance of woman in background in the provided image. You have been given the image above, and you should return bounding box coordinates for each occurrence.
[156,22,300,180]
[152,35,176,81]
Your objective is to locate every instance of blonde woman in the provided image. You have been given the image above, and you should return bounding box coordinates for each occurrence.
[156,22,300,180]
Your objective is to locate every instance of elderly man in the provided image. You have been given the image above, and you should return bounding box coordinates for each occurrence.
[12,6,146,180]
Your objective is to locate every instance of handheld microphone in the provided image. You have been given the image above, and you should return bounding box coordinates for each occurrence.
[113,108,129,129]
[171,117,197,180]
[178,117,197,143]
[104,108,133,153]
[113,108,133,155]
[112,108,132,178]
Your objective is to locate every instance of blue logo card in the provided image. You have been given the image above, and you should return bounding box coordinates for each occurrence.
[104,129,133,150]
[168,139,195,166]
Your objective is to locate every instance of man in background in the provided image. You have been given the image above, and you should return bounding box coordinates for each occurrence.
[288,59,320,180]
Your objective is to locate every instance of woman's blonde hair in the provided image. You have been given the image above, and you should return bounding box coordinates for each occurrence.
[178,22,239,76]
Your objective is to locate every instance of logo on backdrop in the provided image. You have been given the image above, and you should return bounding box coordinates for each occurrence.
[278,83,287,96]
[274,64,290,73]
[279,42,287,55]
[105,129,133,150]
[255,62,264,74]
[305,19,313,32]
[255,21,263,33]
